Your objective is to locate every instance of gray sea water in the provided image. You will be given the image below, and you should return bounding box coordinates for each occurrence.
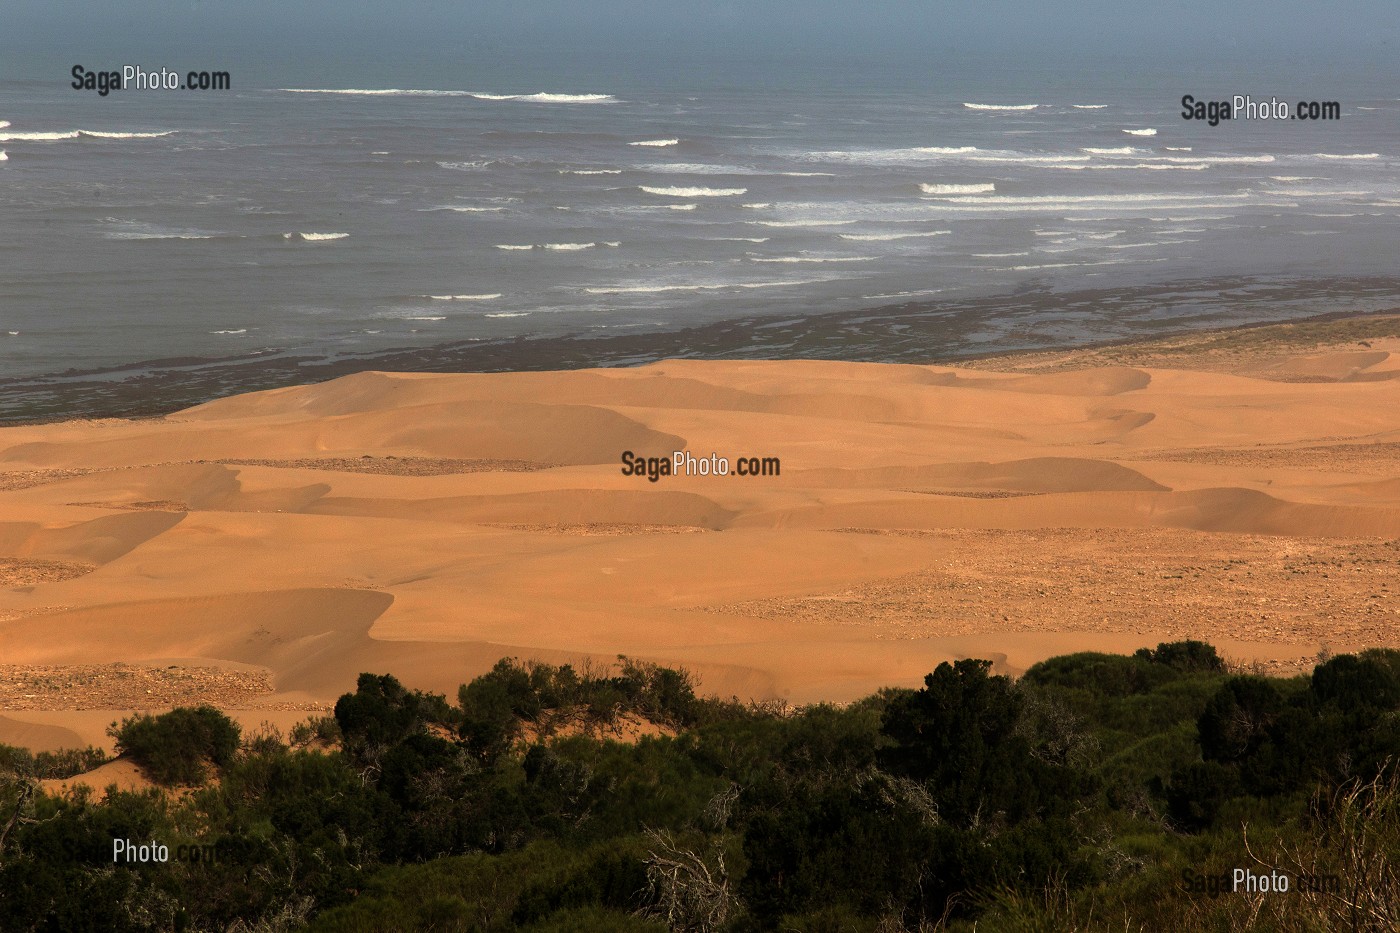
[2,58,1398,390]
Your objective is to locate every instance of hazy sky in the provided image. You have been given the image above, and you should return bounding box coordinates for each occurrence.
[6,0,1397,86]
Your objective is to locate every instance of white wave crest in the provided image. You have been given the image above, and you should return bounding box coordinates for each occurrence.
[742,203,771,209]
[1082,147,1142,155]
[630,139,679,147]
[561,169,622,175]
[471,92,613,103]
[211,329,247,335]
[485,312,531,318]
[968,154,1091,164]
[0,151,6,162]
[78,130,174,139]
[963,103,1038,111]
[751,220,856,227]
[918,146,979,154]
[1156,155,1274,164]
[751,256,875,263]
[427,294,501,300]
[919,183,995,194]
[840,230,951,241]
[1122,128,1158,136]
[933,193,1243,205]
[0,121,8,128]
[1164,147,1193,151]
[920,192,1247,213]
[668,204,697,211]
[543,242,595,250]
[282,88,613,102]
[1313,152,1380,159]
[284,232,348,241]
[421,205,505,212]
[715,237,771,242]
[1071,104,1108,109]
[640,185,747,197]
[0,131,79,141]
[283,88,472,95]
[1051,163,1208,172]
[496,244,534,250]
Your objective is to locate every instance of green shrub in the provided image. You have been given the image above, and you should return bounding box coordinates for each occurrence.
[108,705,240,785]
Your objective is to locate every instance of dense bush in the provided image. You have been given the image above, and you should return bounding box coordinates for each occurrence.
[107,705,240,785]
[4,644,1400,931]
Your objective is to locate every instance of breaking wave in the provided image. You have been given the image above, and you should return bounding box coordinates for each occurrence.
[1122,128,1158,136]
[282,88,614,103]
[630,139,679,147]
[640,185,747,197]
[470,92,613,103]
[963,103,1038,111]
[919,183,995,194]
[750,256,875,263]
[584,279,825,295]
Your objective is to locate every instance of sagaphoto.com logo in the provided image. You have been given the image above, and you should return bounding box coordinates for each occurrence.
[72,64,230,97]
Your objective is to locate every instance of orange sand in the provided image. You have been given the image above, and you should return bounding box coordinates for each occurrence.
[4,322,1400,750]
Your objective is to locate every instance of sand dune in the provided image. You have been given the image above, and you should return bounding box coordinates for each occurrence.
[4,325,1400,749]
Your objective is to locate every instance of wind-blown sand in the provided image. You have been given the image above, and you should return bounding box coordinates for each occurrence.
[3,316,1400,751]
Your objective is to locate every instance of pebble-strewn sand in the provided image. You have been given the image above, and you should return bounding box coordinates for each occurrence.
[3,314,1400,750]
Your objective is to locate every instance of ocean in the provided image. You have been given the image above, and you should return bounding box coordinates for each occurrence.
[2,57,1398,417]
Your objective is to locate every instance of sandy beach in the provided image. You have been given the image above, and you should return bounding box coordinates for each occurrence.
[3,313,1400,752]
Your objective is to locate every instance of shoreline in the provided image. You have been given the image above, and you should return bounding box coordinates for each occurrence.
[5,273,1400,424]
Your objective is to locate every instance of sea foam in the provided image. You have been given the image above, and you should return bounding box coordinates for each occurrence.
[78,130,175,139]
[426,294,502,300]
[470,92,613,103]
[640,185,746,197]
[282,88,614,103]
[963,103,1038,111]
[919,183,995,194]
[0,131,79,141]
[285,232,349,241]
[630,139,680,147]
[750,256,875,263]
[1122,128,1158,136]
